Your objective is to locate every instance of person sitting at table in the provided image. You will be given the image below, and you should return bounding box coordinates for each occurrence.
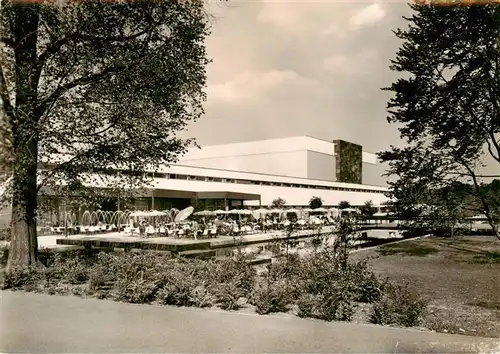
[138,222,146,237]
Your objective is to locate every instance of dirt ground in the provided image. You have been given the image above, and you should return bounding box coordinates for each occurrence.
[352,236,500,338]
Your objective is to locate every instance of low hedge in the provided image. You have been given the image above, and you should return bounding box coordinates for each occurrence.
[1,247,426,327]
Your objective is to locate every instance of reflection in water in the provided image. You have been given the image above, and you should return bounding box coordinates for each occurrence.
[217,229,403,263]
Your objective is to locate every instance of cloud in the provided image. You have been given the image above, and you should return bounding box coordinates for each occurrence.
[206,70,324,103]
[257,1,355,34]
[320,23,346,37]
[323,50,378,75]
[179,1,420,186]
[257,2,305,29]
[349,3,386,27]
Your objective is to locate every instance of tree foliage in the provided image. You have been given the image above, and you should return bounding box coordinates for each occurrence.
[338,201,351,210]
[271,197,286,209]
[379,3,500,239]
[359,200,377,218]
[309,196,323,209]
[0,0,211,267]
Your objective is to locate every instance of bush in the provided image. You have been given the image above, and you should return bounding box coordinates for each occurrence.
[188,284,215,308]
[370,282,427,327]
[2,264,47,290]
[317,288,355,321]
[349,261,384,303]
[155,263,201,307]
[49,253,90,284]
[211,281,241,310]
[210,253,256,298]
[115,277,159,303]
[296,293,323,318]
[251,278,293,315]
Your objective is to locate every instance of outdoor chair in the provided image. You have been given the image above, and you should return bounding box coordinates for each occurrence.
[166,228,174,237]
[159,226,166,236]
[202,229,209,238]
[209,228,217,238]
[177,229,185,238]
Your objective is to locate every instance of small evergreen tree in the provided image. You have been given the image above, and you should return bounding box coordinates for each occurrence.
[309,196,323,209]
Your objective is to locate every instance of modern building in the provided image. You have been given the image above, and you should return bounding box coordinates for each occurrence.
[125,136,390,211]
[0,136,390,224]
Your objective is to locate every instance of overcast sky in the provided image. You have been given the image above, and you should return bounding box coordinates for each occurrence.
[183,0,497,179]
[184,0,412,155]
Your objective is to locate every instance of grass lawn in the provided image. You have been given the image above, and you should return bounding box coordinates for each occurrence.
[352,236,500,338]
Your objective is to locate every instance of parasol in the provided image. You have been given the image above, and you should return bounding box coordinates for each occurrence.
[238,209,253,215]
[343,208,360,213]
[252,208,269,219]
[149,210,166,217]
[214,209,228,215]
[311,207,328,213]
[130,210,149,217]
[174,206,194,222]
[194,210,215,216]
[329,208,340,217]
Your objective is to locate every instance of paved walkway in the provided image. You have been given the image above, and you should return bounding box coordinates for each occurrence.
[1,291,498,353]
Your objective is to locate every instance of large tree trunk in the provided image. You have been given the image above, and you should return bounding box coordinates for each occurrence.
[7,5,40,270]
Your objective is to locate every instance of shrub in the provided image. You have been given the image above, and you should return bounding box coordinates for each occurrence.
[251,278,293,315]
[2,264,47,290]
[370,282,427,327]
[88,265,111,290]
[49,253,90,284]
[210,253,256,298]
[317,288,355,321]
[115,277,159,303]
[211,281,241,310]
[112,252,173,304]
[188,284,215,308]
[296,293,323,318]
[349,261,383,303]
[156,264,200,307]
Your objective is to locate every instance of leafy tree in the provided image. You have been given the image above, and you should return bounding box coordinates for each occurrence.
[0,0,211,268]
[271,197,286,209]
[359,200,377,218]
[379,3,500,239]
[309,196,323,209]
[338,201,351,210]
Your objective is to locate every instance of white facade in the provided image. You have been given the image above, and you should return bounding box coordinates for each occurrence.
[180,136,380,184]
[150,164,389,207]
[36,136,390,208]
